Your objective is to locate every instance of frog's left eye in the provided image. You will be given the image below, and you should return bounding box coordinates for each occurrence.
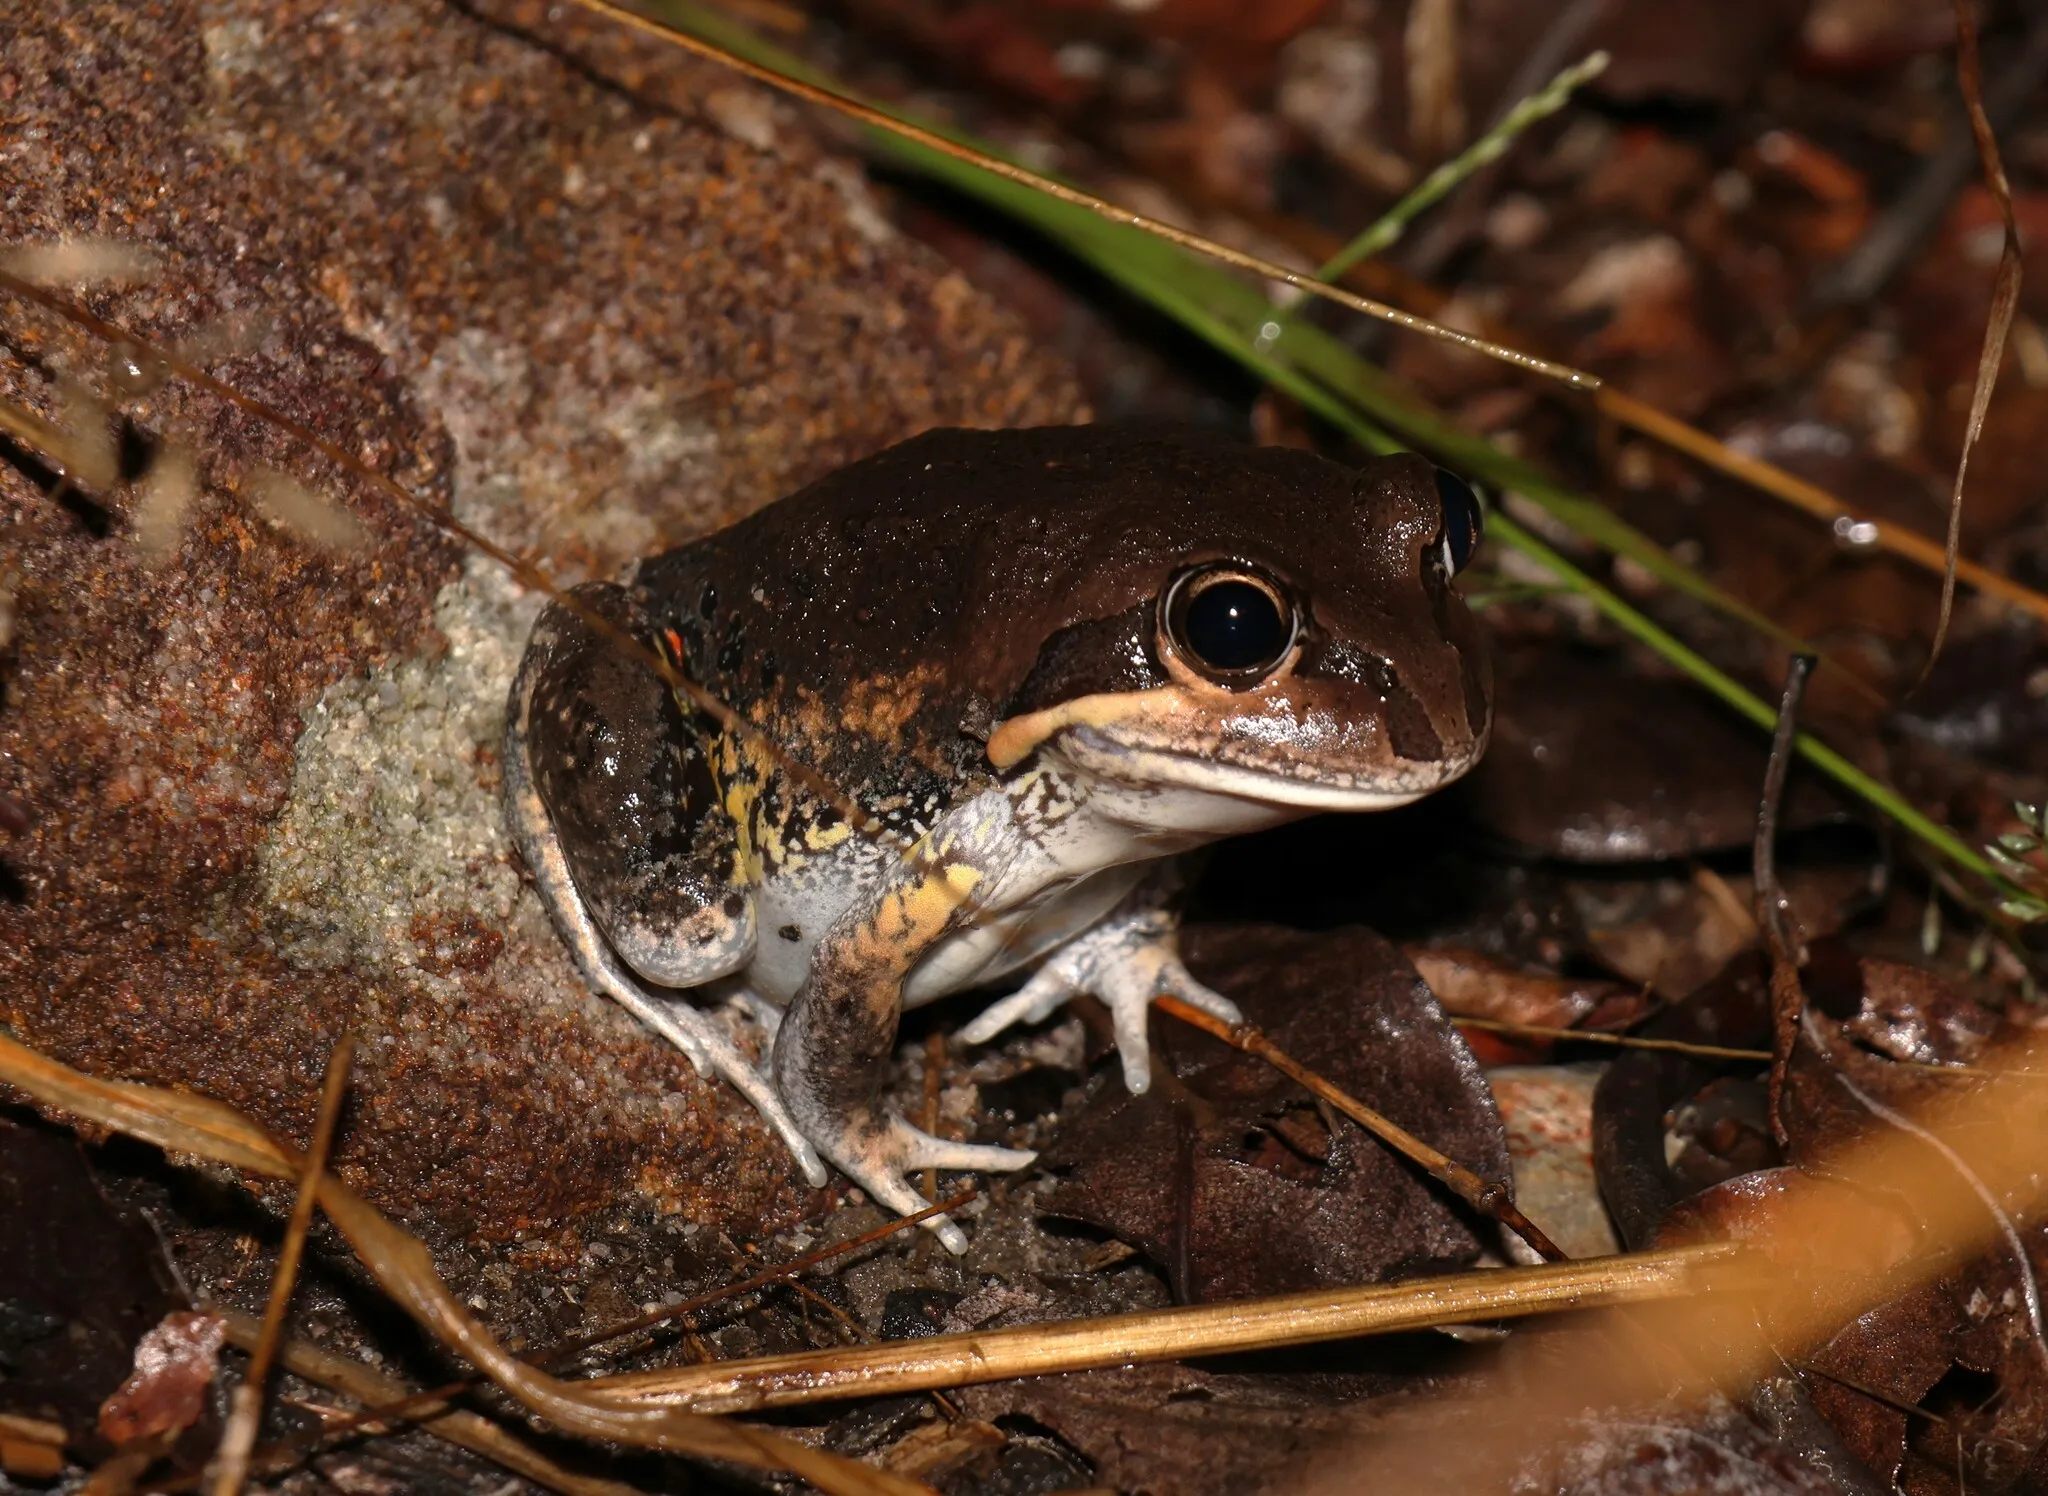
[1434,467,1484,576]
[1160,564,1300,687]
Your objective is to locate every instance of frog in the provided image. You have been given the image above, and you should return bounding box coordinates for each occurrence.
[504,424,1490,1252]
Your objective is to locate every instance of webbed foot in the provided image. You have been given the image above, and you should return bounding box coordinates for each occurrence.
[821,1117,1035,1255]
[958,907,1240,1094]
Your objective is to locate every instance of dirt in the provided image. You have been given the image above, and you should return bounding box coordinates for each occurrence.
[0,0,1081,1280]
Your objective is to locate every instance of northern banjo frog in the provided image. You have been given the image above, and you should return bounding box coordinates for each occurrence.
[505,424,1490,1251]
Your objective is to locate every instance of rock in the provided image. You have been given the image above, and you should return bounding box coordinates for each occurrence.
[0,0,1080,1265]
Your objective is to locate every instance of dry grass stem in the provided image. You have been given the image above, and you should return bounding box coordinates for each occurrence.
[207,1037,357,1496]
[0,393,107,494]
[1918,0,2025,678]
[243,468,369,557]
[0,236,163,287]
[1452,1017,2031,1081]
[1452,1017,1772,1062]
[0,1413,69,1481]
[594,1245,1741,1412]
[1295,242,2048,631]
[53,383,118,493]
[133,447,199,567]
[0,1031,930,1496]
[200,1191,975,1486]
[209,1307,645,1496]
[1601,387,2048,630]
[1152,994,1569,1263]
[1298,1028,2048,1491]
[563,0,1599,390]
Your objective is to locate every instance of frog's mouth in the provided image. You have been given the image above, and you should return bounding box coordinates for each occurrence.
[985,685,1485,810]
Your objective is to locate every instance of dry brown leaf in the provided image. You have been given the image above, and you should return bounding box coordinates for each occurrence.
[96,1312,225,1447]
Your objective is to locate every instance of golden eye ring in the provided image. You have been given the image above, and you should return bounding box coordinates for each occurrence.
[1158,564,1300,689]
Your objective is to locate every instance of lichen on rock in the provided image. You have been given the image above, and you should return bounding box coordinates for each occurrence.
[251,559,536,979]
[0,0,1081,1264]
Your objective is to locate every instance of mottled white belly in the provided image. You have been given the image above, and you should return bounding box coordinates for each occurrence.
[899,861,1148,1007]
[733,760,1309,1011]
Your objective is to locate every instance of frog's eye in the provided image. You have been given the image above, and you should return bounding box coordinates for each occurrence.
[1160,564,1300,687]
[1434,467,1484,576]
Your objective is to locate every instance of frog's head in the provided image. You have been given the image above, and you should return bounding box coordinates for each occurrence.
[974,437,1490,813]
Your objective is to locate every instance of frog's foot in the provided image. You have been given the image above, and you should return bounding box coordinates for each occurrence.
[601,980,829,1189]
[825,1116,1035,1255]
[958,909,1241,1095]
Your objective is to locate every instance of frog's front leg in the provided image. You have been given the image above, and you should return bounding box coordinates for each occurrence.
[957,875,1242,1095]
[775,801,1036,1254]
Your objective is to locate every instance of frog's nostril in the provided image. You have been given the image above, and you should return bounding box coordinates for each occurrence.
[1362,655,1442,764]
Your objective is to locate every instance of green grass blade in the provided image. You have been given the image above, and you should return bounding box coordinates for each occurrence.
[1311,51,1610,283]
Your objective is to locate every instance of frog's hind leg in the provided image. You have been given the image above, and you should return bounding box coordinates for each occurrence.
[507,585,827,1187]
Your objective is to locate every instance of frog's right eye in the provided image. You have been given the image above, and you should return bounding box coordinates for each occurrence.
[1433,468,1484,576]
[1159,563,1300,688]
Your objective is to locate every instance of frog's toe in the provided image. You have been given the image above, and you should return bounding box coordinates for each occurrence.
[608,987,826,1186]
[957,969,1072,1046]
[961,912,1242,1096]
[718,1060,830,1189]
[902,1134,1038,1174]
[1101,956,1241,1095]
[829,1118,1036,1255]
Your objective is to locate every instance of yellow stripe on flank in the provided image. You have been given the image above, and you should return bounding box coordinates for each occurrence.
[799,818,856,853]
[715,734,765,885]
[851,860,984,968]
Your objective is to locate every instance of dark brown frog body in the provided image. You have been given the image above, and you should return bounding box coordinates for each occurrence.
[505,424,1491,1250]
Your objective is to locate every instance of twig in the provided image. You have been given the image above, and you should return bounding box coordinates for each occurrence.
[210,1307,642,1496]
[1152,994,1569,1263]
[593,1245,1743,1412]
[572,0,1599,390]
[1453,1016,2033,1081]
[1753,657,1813,1147]
[206,1036,355,1496]
[238,1190,977,1471]
[0,1030,928,1496]
[1455,1016,1770,1062]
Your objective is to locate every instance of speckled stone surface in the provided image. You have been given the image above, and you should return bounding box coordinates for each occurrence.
[0,0,1081,1260]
